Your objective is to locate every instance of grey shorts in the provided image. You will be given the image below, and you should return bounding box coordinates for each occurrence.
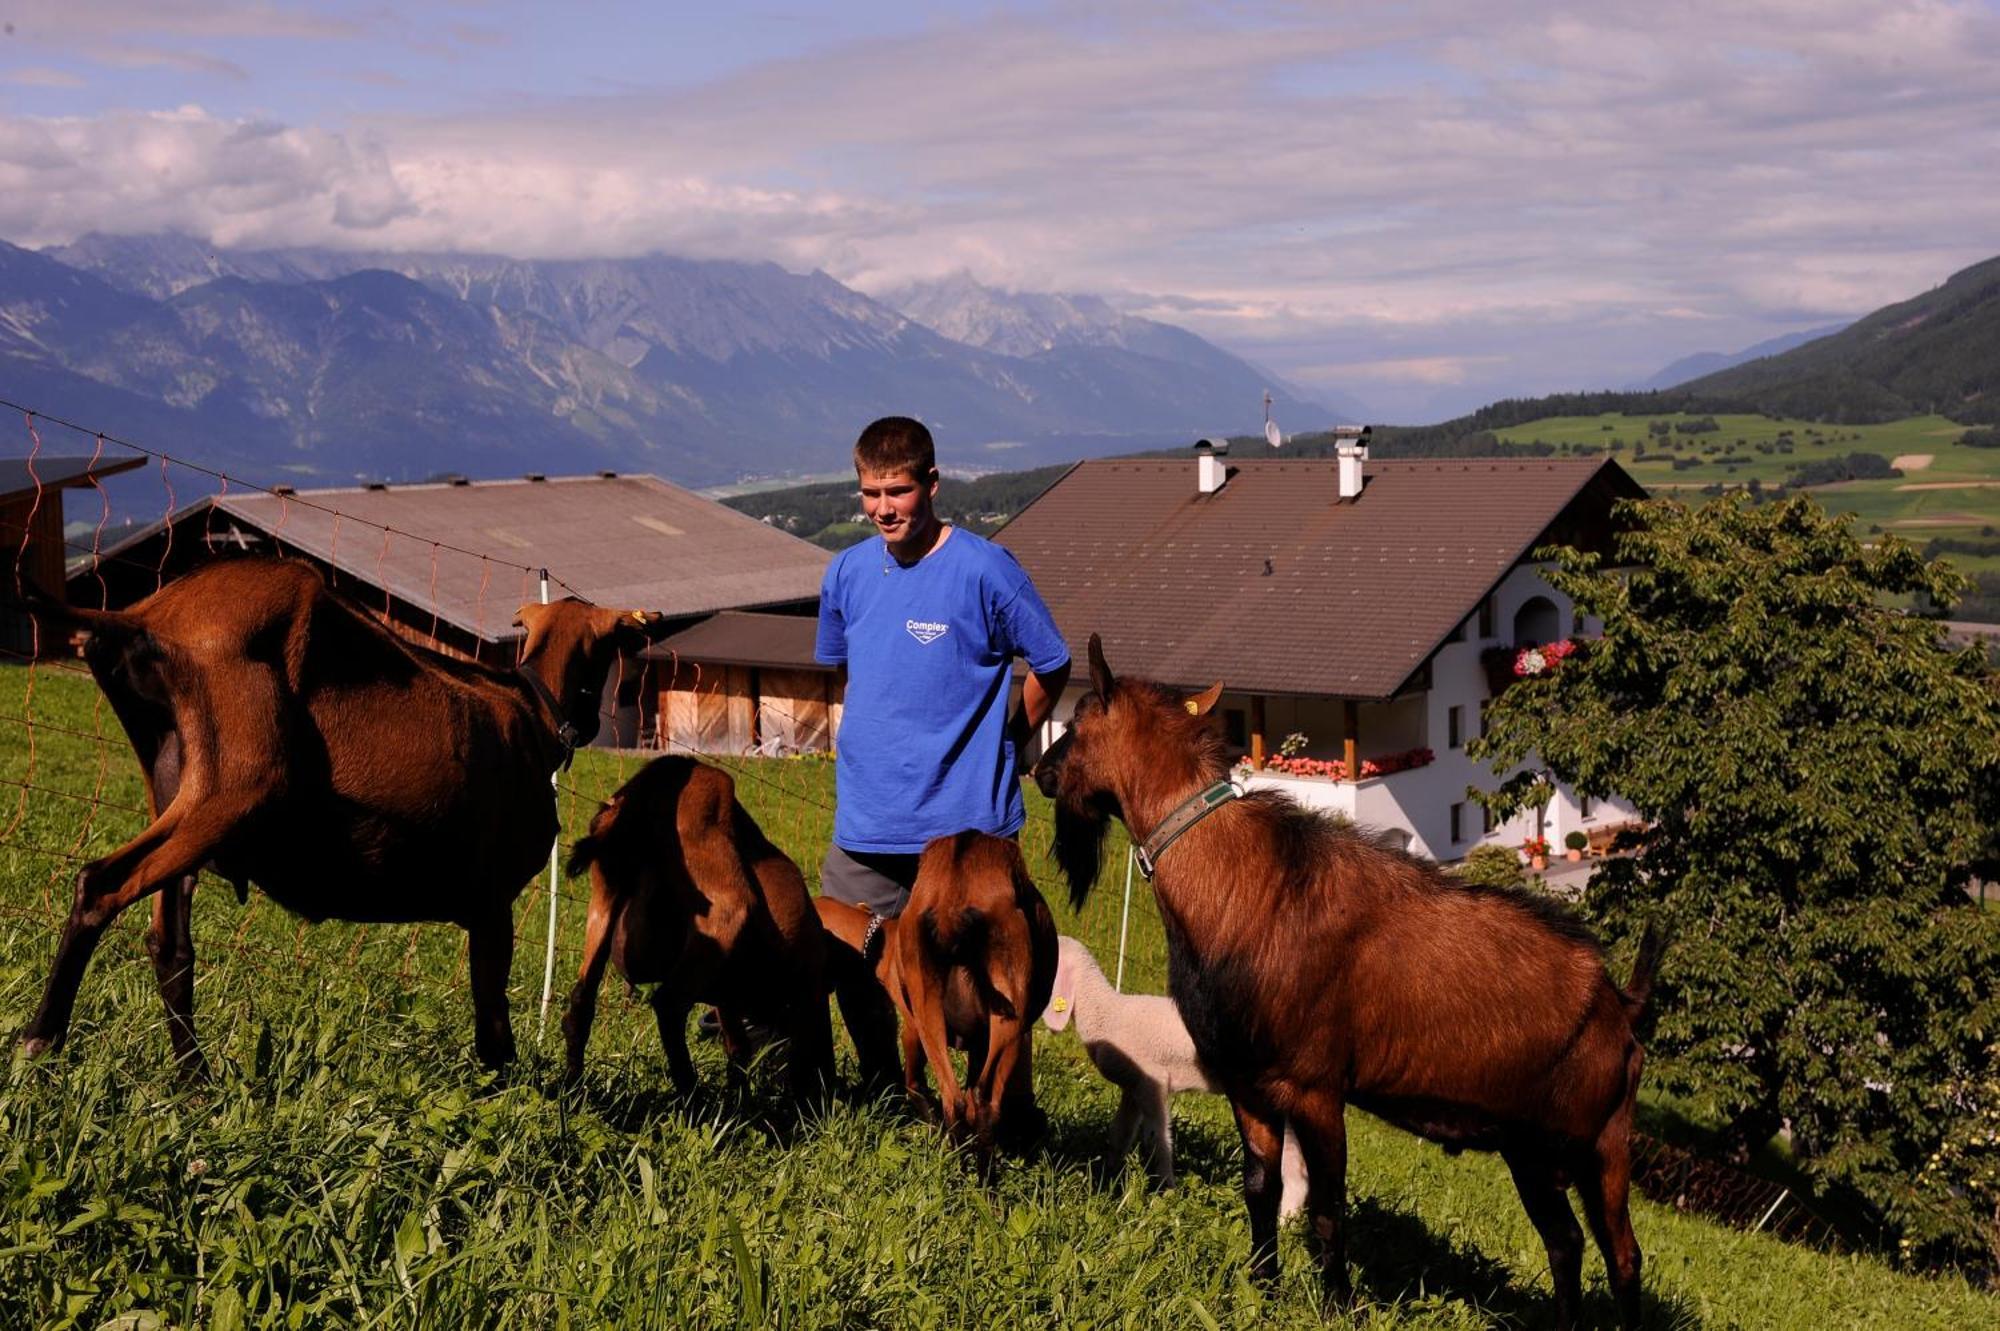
[820,844,922,918]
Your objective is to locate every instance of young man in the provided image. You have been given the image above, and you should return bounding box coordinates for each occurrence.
[816,416,1071,1096]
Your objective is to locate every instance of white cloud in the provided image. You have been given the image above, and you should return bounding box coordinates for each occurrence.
[0,1,1995,415]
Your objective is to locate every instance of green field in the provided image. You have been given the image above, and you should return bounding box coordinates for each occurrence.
[2,665,1994,1327]
[1492,413,2000,578]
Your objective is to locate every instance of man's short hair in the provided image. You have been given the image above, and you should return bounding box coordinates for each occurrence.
[854,416,937,481]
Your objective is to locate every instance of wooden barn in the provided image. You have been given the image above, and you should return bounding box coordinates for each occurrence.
[1,454,145,660]
[645,610,841,757]
[67,472,829,747]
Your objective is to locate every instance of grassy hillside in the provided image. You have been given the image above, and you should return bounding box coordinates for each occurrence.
[3,665,1995,1327]
[721,464,1075,550]
[1489,412,2000,614]
[1683,255,2000,425]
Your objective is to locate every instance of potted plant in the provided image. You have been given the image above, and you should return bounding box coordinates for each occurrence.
[1564,830,1588,862]
[1521,835,1550,871]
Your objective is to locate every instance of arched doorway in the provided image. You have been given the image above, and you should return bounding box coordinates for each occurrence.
[1513,595,1560,646]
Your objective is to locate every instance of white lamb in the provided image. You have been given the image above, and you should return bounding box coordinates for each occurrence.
[1043,935,1306,1217]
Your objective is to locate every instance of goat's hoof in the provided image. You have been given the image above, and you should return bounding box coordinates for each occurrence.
[16,1035,54,1059]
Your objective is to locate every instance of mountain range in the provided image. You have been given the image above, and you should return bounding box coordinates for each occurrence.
[1676,254,2000,423]
[1629,323,1850,392]
[0,233,1341,489]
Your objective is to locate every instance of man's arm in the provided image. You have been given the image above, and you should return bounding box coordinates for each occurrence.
[1013,660,1071,745]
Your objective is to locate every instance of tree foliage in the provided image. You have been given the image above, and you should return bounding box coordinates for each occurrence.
[1472,493,2000,1268]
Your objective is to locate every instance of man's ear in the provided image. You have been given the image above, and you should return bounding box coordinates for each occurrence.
[1183,681,1223,717]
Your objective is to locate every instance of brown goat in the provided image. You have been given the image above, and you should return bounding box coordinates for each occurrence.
[16,557,667,1074]
[561,756,834,1099]
[815,831,1057,1156]
[1034,635,1664,1331]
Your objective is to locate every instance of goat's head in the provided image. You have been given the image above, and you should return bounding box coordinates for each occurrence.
[513,599,671,745]
[1032,634,1223,908]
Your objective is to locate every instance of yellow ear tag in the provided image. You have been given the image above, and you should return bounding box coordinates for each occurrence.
[1050,996,1068,1013]
[628,611,648,625]
[1184,699,1199,715]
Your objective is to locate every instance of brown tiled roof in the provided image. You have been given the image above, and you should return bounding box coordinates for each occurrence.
[994,456,1645,700]
[644,610,830,671]
[87,474,827,642]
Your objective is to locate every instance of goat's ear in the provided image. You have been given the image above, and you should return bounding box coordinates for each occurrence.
[1183,681,1223,717]
[514,602,553,662]
[1087,632,1115,700]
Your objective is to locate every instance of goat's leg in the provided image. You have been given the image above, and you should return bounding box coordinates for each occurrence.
[144,872,207,1081]
[716,1008,754,1096]
[1107,1083,1144,1173]
[974,1012,1029,1156]
[784,968,837,1105]
[1288,1092,1353,1306]
[1573,1111,1645,1330]
[826,945,900,1096]
[1503,1142,1586,1331]
[994,1024,1046,1151]
[649,993,697,1093]
[1229,1093,1290,1289]
[21,801,227,1058]
[897,1003,940,1122]
[465,910,517,1071]
[902,975,966,1133]
[1133,1079,1174,1188]
[560,879,623,1084]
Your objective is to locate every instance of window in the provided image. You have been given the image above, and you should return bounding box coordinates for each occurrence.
[1477,595,1495,639]
[1223,708,1246,748]
[1449,801,1463,844]
[1580,793,1595,820]
[1477,699,1490,740]
[1482,801,1496,835]
[1447,705,1463,750]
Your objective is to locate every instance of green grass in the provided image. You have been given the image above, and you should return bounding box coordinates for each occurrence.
[1493,413,2000,572]
[2,665,1994,1328]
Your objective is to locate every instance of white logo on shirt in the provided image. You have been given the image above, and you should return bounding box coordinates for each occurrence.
[906,618,949,645]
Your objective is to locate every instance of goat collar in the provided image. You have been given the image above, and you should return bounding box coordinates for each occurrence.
[1135,778,1244,880]
[516,664,581,769]
[860,910,886,963]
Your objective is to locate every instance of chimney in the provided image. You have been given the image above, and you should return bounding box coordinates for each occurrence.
[1333,424,1373,501]
[1195,436,1230,494]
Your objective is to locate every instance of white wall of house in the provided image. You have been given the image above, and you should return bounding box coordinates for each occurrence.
[1030,561,1637,865]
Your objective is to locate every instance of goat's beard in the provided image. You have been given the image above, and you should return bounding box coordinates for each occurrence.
[1051,796,1111,912]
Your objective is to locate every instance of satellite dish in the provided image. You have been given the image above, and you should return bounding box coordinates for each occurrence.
[1265,419,1283,450]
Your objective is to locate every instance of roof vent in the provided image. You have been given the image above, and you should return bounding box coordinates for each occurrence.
[271,484,296,496]
[364,481,389,492]
[449,476,471,487]
[524,473,546,483]
[1333,425,1373,502]
[1194,436,1230,494]
[598,470,618,479]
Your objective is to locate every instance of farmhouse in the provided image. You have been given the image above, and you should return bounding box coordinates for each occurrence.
[1,453,146,659]
[66,472,829,747]
[995,441,1648,861]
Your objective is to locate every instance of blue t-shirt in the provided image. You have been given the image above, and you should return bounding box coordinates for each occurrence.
[816,528,1070,854]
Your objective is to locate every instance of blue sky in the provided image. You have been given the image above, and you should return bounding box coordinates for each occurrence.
[3,1,1998,421]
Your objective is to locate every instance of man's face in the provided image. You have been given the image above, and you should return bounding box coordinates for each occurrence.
[857,465,939,545]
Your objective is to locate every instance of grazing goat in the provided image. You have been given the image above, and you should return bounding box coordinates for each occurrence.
[1034,636,1665,1331]
[815,831,1057,1157]
[1044,935,1306,1217]
[561,756,834,1099]
[16,557,667,1074]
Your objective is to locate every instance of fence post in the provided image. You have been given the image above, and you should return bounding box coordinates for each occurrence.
[536,568,561,1038]
[1115,846,1135,992]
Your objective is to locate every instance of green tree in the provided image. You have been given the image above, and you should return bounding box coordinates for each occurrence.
[1472,494,2000,1268]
